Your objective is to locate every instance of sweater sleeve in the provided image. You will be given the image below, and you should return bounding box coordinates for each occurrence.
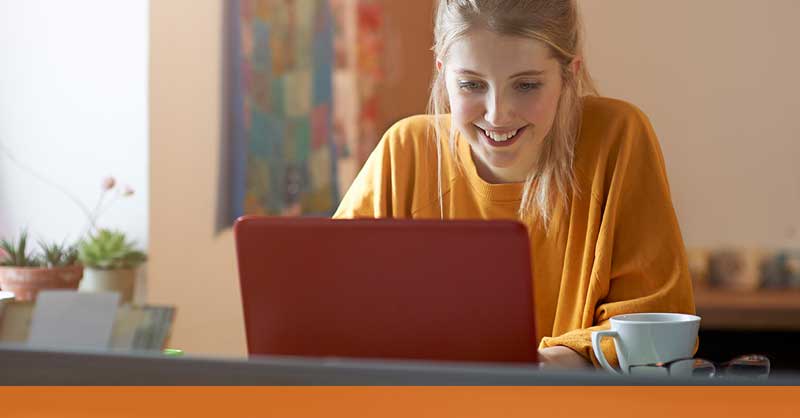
[332,134,394,219]
[539,105,696,367]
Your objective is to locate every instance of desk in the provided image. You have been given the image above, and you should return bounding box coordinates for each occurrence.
[1,345,799,385]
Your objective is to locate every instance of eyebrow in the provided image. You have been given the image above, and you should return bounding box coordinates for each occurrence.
[453,68,545,78]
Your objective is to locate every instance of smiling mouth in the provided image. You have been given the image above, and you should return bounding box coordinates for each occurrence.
[475,125,528,148]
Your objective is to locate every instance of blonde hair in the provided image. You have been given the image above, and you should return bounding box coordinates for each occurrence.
[428,0,597,226]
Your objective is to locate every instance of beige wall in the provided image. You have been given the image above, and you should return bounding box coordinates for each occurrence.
[150,0,245,356]
[150,0,800,356]
[579,0,800,249]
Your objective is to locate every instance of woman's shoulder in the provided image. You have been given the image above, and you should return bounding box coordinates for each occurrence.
[581,96,652,129]
[382,114,439,144]
[575,96,664,186]
[378,114,445,161]
[578,96,659,152]
[345,114,445,217]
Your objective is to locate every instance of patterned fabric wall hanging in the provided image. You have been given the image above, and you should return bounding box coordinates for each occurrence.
[223,0,383,224]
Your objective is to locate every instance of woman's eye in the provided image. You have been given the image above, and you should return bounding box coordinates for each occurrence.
[517,82,542,92]
[458,80,485,92]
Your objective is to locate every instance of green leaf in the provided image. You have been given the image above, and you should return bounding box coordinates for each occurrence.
[78,229,147,269]
[0,229,42,267]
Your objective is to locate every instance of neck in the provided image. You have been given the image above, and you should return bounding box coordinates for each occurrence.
[474,162,527,184]
[469,149,540,185]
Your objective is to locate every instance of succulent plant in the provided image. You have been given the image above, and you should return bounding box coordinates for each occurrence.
[38,241,80,268]
[78,229,146,270]
[0,230,80,268]
[0,230,39,267]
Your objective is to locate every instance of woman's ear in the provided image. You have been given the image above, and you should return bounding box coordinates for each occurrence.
[436,59,444,72]
[570,56,582,77]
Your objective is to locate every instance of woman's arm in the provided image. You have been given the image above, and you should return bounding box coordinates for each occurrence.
[539,102,695,367]
[538,346,591,368]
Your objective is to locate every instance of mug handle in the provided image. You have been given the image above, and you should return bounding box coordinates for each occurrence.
[591,330,622,375]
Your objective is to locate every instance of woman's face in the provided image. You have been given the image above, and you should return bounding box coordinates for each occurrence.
[441,29,566,183]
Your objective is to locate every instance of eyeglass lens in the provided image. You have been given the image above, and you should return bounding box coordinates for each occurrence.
[628,355,770,378]
[720,355,770,378]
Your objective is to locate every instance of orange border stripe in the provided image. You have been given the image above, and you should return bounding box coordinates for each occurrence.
[2,386,798,418]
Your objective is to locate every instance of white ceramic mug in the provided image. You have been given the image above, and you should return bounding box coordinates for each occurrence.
[591,313,700,375]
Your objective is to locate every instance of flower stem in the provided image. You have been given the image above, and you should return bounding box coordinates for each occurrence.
[0,139,95,236]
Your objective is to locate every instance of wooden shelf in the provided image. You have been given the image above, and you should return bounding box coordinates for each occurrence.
[694,287,800,331]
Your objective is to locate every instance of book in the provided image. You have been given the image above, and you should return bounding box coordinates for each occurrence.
[0,294,175,351]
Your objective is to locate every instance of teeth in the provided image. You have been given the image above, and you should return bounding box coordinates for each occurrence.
[482,128,518,142]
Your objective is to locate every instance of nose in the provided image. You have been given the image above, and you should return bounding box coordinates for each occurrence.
[484,90,514,127]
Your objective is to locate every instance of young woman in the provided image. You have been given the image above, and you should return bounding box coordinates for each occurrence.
[334,0,695,368]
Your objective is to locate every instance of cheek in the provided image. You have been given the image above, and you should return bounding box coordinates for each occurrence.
[516,90,561,126]
[448,93,484,125]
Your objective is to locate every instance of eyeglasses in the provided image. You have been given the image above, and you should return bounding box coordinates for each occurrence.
[627,354,771,379]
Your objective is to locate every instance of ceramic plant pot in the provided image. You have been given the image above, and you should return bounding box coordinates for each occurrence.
[0,264,84,301]
[79,267,137,303]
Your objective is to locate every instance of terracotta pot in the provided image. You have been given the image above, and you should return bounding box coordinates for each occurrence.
[79,267,136,303]
[0,264,84,301]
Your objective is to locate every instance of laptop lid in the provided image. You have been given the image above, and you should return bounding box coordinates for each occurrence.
[234,216,537,364]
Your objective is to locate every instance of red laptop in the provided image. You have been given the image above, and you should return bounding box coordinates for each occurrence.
[234,216,537,364]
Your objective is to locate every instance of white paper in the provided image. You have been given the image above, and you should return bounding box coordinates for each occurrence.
[27,290,119,350]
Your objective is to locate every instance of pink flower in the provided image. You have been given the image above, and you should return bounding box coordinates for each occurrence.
[101,177,116,191]
[122,185,135,197]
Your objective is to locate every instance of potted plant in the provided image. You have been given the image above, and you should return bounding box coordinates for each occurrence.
[0,230,83,301]
[77,229,146,303]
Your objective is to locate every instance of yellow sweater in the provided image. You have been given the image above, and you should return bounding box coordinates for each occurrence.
[333,96,695,366]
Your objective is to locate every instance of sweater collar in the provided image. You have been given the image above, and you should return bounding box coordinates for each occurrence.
[454,130,525,203]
